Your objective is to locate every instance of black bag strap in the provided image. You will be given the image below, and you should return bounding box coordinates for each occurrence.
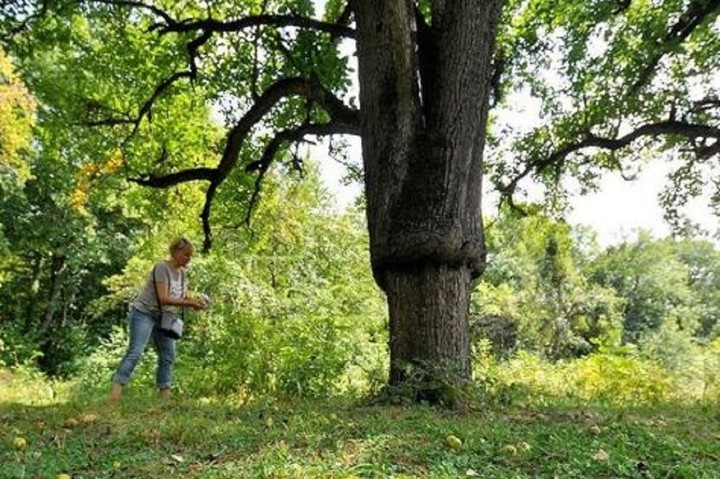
[180,269,185,321]
[152,265,161,318]
[152,264,185,320]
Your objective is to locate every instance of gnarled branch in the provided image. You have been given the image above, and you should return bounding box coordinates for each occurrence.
[125,75,358,250]
[154,15,355,39]
[129,167,215,187]
[243,122,361,228]
[499,119,720,200]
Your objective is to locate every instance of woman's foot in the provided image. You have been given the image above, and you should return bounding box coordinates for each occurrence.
[158,387,171,400]
[107,383,123,403]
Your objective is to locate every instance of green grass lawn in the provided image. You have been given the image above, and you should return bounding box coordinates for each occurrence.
[2,380,719,479]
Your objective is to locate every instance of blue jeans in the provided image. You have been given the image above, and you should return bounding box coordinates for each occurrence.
[112,306,176,389]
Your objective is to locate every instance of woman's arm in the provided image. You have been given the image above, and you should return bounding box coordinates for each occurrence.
[155,281,206,309]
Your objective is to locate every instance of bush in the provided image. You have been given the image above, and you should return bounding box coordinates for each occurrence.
[0,364,65,405]
[176,271,387,399]
[0,321,42,368]
[567,349,672,405]
[474,346,685,407]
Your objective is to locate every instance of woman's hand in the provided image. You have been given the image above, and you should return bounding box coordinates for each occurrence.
[185,297,208,310]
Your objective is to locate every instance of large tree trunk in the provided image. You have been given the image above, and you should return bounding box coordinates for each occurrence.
[387,265,473,384]
[351,0,503,396]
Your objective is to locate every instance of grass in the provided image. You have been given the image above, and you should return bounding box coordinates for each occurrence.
[2,372,720,479]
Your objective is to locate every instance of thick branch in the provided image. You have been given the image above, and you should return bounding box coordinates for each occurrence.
[216,77,358,182]
[335,3,353,26]
[155,14,355,39]
[128,76,357,191]
[501,120,720,197]
[187,29,212,80]
[243,121,359,229]
[129,167,215,187]
[200,182,219,252]
[693,97,720,114]
[698,140,720,160]
[128,76,358,249]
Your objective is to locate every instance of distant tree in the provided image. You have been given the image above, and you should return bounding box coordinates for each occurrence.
[589,233,701,343]
[0,48,34,189]
[671,239,720,338]
[0,145,145,374]
[475,208,623,359]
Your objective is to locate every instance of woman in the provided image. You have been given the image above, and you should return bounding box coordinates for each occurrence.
[108,237,207,402]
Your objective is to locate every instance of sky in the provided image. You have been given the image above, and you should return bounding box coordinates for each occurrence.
[565,165,716,246]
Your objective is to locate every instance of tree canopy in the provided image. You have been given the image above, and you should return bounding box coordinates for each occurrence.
[0,1,716,241]
[490,0,719,231]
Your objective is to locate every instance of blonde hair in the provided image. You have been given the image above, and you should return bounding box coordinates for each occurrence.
[169,236,194,254]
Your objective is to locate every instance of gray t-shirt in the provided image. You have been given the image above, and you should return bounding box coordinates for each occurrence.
[132,260,186,316]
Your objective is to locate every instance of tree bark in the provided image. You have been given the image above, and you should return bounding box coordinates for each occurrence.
[351,0,503,396]
[386,264,472,386]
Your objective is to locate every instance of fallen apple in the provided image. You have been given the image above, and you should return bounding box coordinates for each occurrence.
[445,435,463,451]
[12,437,26,451]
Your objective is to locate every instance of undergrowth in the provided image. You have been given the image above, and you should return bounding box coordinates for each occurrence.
[2,359,720,478]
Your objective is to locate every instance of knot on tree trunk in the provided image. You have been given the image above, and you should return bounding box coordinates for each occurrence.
[371,221,486,289]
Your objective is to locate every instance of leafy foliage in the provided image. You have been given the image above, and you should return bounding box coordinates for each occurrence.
[490,0,720,229]
[0,48,35,189]
[473,208,624,359]
[590,233,720,343]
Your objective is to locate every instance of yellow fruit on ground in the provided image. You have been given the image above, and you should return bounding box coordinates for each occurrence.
[56,474,71,479]
[63,418,79,429]
[12,437,26,451]
[592,449,610,461]
[500,444,518,455]
[445,434,463,451]
[80,414,98,424]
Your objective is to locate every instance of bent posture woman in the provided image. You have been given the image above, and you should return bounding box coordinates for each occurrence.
[108,237,207,402]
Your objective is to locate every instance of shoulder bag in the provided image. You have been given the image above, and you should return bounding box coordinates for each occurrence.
[152,265,185,339]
